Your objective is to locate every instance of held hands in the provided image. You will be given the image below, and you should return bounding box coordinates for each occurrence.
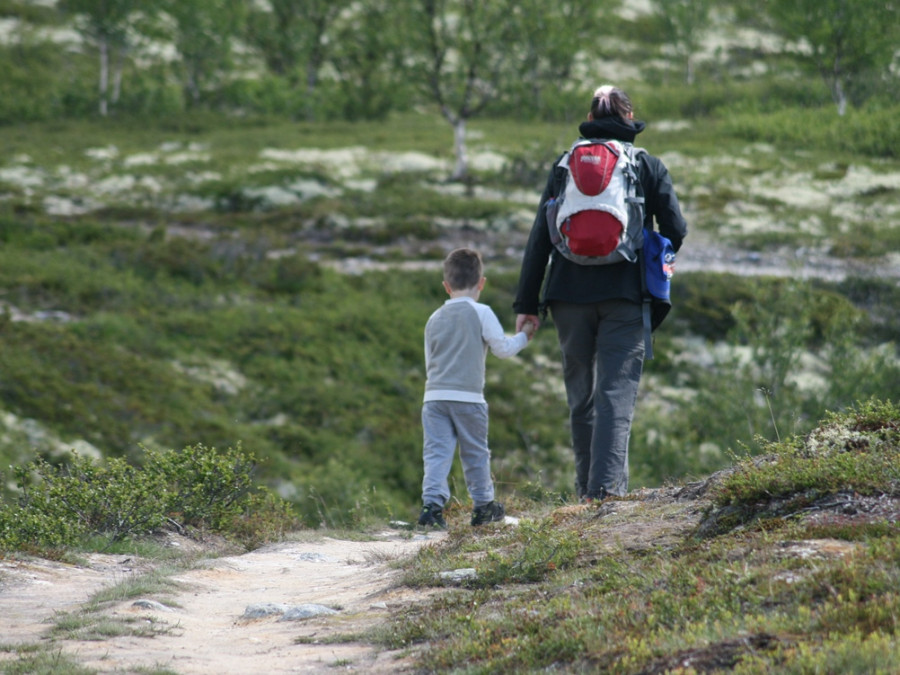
[522,321,536,339]
[516,314,540,341]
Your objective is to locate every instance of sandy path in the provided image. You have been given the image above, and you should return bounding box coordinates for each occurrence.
[0,530,445,674]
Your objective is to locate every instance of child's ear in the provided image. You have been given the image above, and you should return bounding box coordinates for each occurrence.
[478,277,486,291]
[442,280,453,295]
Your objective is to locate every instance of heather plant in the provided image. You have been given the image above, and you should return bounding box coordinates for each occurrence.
[702,399,900,534]
[374,399,900,673]
[629,272,900,490]
[1,217,897,530]
[720,104,900,159]
[402,515,581,590]
[0,444,296,554]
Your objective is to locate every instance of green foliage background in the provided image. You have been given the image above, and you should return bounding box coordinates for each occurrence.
[0,0,898,534]
[2,194,898,529]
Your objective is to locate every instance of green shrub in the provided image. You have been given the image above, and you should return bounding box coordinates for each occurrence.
[701,399,900,535]
[0,43,66,124]
[1,453,166,551]
[632,277,898,490]
[720,104,900,158]
[0,444,297,554]
[215,74,307,118]
[148,443,255,530]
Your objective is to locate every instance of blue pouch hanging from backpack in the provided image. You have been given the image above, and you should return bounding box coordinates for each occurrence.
[643,228,675,306]
[640,228,676,360]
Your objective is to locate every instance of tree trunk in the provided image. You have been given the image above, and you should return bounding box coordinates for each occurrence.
[833,79,847,116]
[111,46,125,106]
[185,67,201,108]
[305,61,318,121]
[450,117,468,181]
[99,37,109,117]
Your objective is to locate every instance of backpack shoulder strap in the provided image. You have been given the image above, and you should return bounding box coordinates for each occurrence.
[630,145,652,358]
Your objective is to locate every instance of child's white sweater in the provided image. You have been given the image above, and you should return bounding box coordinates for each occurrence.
[424,297,528,404]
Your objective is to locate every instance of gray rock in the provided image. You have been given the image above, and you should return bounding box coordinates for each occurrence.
[293,552,337,563]
[439,568,478,583]
[389,520,413,530]
[241,603,290,619]
[278,603,339,621]
[132,599,173,612]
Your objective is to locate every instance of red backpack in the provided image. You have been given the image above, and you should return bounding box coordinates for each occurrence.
[545,139,676,358]
[545,139,645,265]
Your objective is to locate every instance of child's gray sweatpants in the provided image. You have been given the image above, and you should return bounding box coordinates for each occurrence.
[421,400,494,508]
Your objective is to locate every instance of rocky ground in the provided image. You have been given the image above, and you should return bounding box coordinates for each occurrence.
[0,530,445,674]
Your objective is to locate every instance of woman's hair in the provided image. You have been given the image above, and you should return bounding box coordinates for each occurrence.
[443,248,483,291]
[590,85,633,120]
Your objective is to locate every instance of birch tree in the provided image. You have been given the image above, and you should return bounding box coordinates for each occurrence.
[765,0,899,115]
[59,0,138,116]
[162,0,246,108]
[650,0,714,85]
[329,0,405,120]
[399,0,534,180]
[400,0,613,179]
[246,0,353,119]
[505,0,608,116]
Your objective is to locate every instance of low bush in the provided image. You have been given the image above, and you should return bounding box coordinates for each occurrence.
[702,399,900,535]
[0,443,296,554]
[0,43,66,124]
[720,104,900,158]
[377,399,900,674]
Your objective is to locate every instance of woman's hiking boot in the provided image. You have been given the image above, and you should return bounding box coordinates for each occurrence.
[417,503,446,529]
[580,487,609,504]
[471,500,505,526]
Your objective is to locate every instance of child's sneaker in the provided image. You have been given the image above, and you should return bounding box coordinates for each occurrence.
[417,503,446,529]
[471,500,505,526]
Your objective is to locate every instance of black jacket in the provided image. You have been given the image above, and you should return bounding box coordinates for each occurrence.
[513,116,688,316]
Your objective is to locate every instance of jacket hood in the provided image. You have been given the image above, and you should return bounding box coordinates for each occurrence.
[578,117,646,143]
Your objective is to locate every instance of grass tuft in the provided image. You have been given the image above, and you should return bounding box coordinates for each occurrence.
[376,399,900,673]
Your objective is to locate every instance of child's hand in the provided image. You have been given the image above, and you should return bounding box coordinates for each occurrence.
[516,314,540,335]
[522,320,536,340]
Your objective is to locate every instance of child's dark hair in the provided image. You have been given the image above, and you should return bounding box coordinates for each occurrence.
[443,248,483,291]
[590,85,633,121]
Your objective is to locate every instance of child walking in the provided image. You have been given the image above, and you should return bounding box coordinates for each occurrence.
[419,248,535,528]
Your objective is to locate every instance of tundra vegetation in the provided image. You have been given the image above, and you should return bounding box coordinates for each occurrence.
[0,0,898,671]
[381,400,900,673]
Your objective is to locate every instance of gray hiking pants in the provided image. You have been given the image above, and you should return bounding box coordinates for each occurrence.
[550,299,645,498]
[421,400,494,508]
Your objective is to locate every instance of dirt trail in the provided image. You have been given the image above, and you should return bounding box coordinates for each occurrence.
[0,530,445,674]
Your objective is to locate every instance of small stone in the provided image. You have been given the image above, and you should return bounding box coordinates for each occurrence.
[389,520,414,530]
[278,604,338,621]
[241,603,289,619]
[132,599,173,612]
[294,552,336,563]
[439,568,478,583]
